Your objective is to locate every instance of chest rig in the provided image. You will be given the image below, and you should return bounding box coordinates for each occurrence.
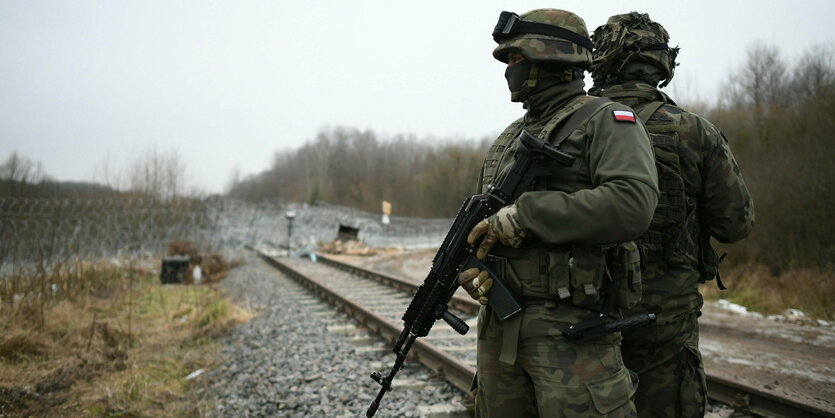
[478,96,642,313]
[478,97,646,364]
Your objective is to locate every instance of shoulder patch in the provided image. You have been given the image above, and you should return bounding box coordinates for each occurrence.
[612,110,636,123]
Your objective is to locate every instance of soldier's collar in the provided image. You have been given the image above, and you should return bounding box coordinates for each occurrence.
[524,79,586,120]
[598,82,676,106]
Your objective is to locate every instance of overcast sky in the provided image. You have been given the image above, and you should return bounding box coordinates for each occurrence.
[2,0,834,193]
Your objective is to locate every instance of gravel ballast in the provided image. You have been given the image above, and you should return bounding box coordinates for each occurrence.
[202,253,468,417]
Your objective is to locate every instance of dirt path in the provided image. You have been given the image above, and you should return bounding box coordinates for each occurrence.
[328,250,835,414]
[699,308,835,412]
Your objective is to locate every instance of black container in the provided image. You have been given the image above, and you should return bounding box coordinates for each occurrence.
[160,256,190,284]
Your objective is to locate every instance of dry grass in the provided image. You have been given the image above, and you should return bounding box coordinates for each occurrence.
[167,240,201,262]
[0,264,251,417]
[701,263,835,321]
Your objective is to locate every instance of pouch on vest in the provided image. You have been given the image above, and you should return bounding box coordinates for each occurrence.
[637,102,688,263]
[545,251,572,302]
[569,245,606,307]
[642,159,686,259]
[542,243,641,309]
[607,241,643,310]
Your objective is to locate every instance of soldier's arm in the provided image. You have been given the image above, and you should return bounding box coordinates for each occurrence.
[699,120,754,243]
[515,104,659,245]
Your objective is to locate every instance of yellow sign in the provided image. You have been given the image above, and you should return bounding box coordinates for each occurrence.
[382,200,392,215]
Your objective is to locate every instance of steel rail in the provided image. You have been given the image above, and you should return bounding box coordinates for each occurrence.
[257,251,476,395]
[316,254,480,316]
[706,374,834,418]
[313,252,835,418]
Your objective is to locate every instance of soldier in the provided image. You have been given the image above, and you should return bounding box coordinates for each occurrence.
[456,9,659,417]
[589,12,755,417]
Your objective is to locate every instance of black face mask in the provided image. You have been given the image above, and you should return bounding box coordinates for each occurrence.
[504,60,534,102]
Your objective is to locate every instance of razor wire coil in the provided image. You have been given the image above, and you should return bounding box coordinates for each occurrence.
[0,197,452,276]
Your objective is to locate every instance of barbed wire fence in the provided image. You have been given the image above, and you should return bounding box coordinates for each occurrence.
[0,196,451,308]
[285,202,451,251]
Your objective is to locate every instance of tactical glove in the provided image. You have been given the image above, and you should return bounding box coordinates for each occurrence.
[457,267,492,305]
[467,204,526,260]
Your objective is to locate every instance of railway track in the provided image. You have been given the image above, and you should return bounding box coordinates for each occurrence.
[255,249,834,418]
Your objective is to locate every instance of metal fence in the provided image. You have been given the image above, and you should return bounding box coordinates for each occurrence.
[0,197,452,275]
[285,202,451,251]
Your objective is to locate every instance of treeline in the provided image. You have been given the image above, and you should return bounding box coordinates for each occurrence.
[0,152,115,198]
[229,42,834,271]
[228,128,491,218]
[0,148,197,200]
[707,42,835,270]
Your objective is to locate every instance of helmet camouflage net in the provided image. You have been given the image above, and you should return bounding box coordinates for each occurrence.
[493,9,592,70]
[591,12,679,88]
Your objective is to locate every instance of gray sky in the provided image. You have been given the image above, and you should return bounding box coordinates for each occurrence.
[2,0,834,193]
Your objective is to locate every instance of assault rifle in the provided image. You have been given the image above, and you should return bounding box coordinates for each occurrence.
[367,129,576,417]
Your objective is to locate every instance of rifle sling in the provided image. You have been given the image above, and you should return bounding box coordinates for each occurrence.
[638,101,665,124]
[543,96,612,148]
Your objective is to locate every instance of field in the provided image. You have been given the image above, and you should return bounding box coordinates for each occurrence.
[0,258,249,416]
[702,263,834,322]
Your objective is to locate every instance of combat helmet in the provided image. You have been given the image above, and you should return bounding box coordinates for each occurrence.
[492,9,593,70]
[591,12,679,88]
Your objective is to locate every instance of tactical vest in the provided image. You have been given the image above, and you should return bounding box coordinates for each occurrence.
[633,102,688,262]
[479,96,642,313]
[634,101,727,288]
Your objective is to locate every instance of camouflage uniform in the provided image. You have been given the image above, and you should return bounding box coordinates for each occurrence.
[590,13,755,417]
[473,9,659,417]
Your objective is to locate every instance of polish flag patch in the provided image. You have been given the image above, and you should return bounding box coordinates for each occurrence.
[612,110,636,123]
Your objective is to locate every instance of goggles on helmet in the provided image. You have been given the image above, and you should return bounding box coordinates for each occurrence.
[492,11,593,51]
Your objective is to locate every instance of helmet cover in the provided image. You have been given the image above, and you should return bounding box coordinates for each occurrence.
[591,12,679,88]
[493,9,592,70]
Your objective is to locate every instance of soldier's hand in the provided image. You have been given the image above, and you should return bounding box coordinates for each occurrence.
[467,204,526,260]
[457,267,492,305]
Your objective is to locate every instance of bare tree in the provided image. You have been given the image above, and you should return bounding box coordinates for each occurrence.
[0,152,41,183]
[224,126,487,217]
[736,42,788,107]
[719,42,790,146]
[224,165,242,194]
[710,41,835,269]
[791,43,835,101]
[125,147,190,200]
[0,152,50,196]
